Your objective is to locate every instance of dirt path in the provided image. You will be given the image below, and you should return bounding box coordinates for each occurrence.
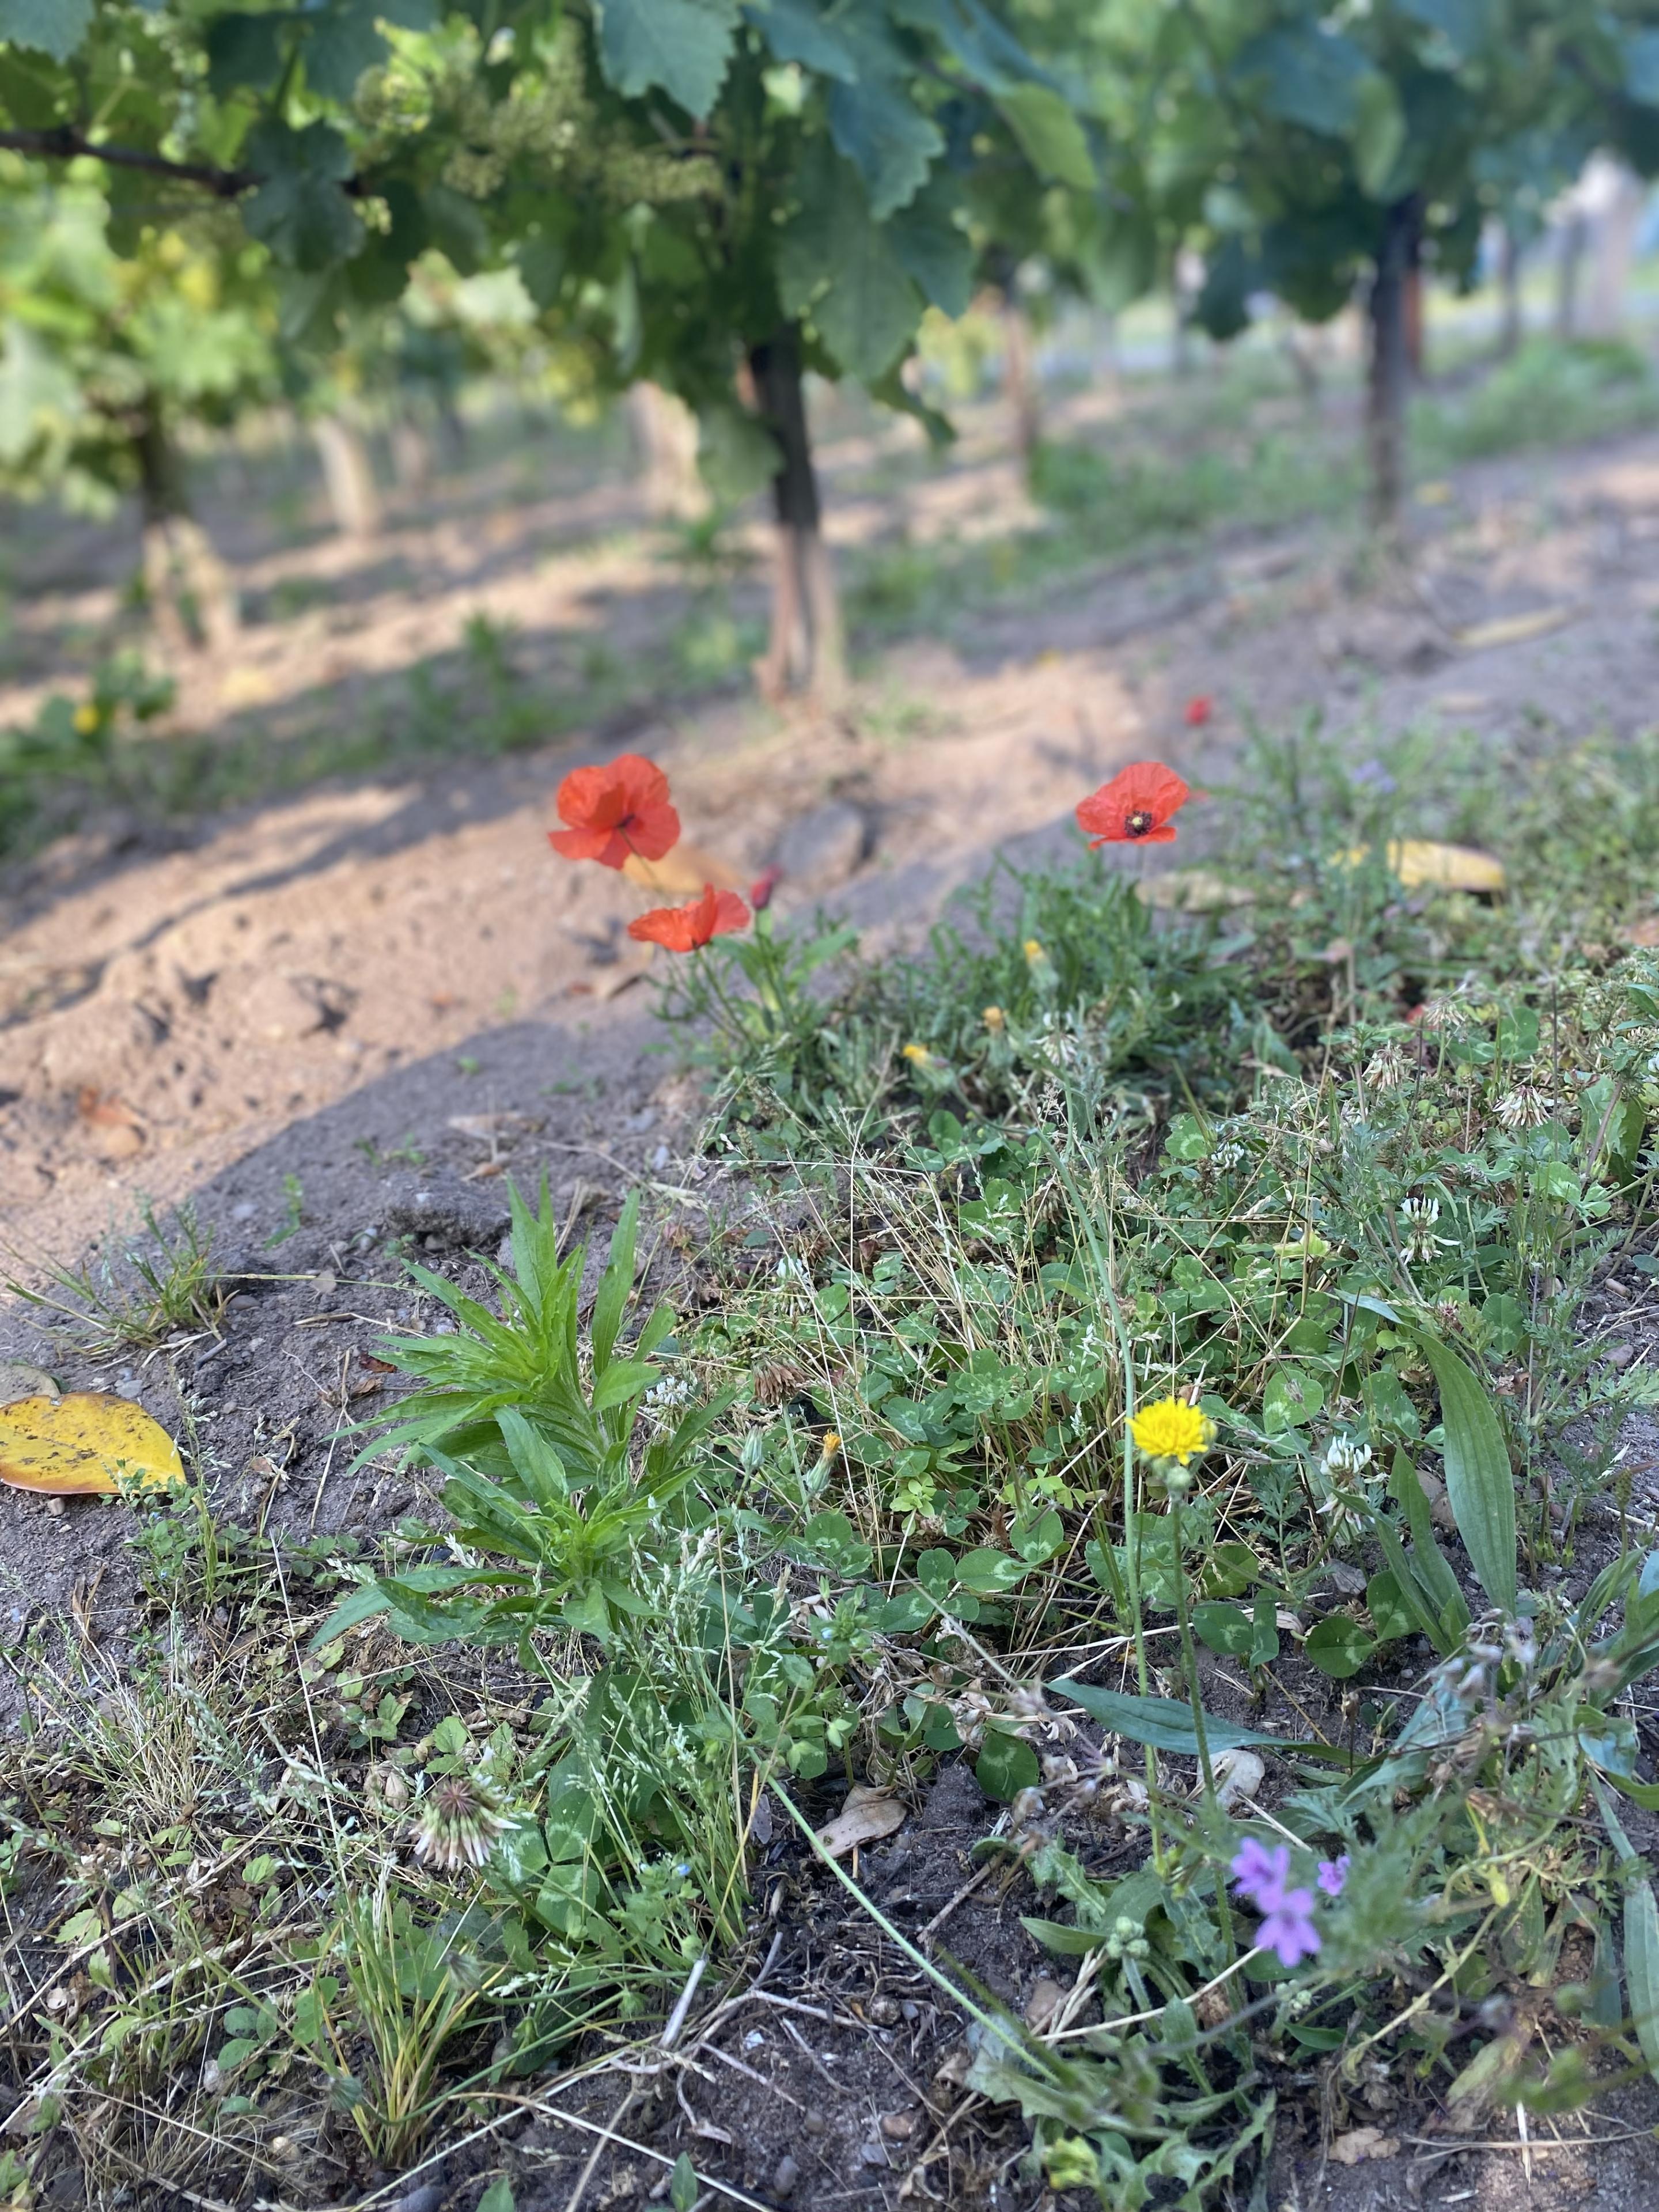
[6,418,1659,1277]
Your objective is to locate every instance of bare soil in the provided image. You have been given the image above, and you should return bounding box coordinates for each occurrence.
[6,398,1659,2209]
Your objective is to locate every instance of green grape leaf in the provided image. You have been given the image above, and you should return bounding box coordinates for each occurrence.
[206,13,286,96]
[888,172,975,317]
[1354,74,1407,199]
[828,75,942,219]
[998,83,1096,188]
[594,0,740,119]
[779,142,921,381]
[747,0,858,81]
[0,0,92,60]
[242,120,362,273]
[1397,0,1491,62]
[1627,31,1659,107]
[1234,25,1371,137]
[305,0,389,104]
[0,321,81,465]
[698,401,779,502]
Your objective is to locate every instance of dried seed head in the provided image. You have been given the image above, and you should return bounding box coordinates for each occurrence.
[410,1772,510,1872]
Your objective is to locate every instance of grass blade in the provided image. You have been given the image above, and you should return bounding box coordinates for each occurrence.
[1051,1680,1280,1753]
[1408,1330,1516,1616]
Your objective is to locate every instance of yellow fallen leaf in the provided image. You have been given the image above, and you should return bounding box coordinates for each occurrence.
[1135,869,1255,913]
[218,664,278,709]
[0,1394,185,1496]
[1334,840,1505,893]
[620,840,745,894]
[1455,605,1574,651]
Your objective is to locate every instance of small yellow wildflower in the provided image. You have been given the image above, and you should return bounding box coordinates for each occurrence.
[983,1005,1005,1032]
[73,702,100,735]
[1022,938,1046,963]
[902,1042,931,1066]
[1129,1398,1213,1465]
[820,1430,842,1460]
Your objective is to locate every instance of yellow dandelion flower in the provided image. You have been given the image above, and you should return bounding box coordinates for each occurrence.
[74,703,100,735]
[1128,1398,1213,1465]
[1022,938,1046,963]
[820,1430,842,1460]
[983,1005,1005,1032]
[902,1042,931,1066]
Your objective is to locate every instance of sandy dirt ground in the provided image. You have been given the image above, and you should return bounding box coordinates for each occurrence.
[5,402,1659,2211]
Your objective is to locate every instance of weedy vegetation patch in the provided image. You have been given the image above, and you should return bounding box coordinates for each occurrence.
[9,720,1659,2207]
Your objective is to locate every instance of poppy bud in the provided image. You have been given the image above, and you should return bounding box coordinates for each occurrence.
[750,868,780,911]
[1184,695,1213,726]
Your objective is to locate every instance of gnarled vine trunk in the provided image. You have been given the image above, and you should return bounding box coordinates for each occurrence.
[135,411,239,655]
[312,414,382,538]
[1499,222,1525,359]
[748,327,844,710]
[630,381,706,520]
[1366,198,1416,540]
[1001,288,1040,464]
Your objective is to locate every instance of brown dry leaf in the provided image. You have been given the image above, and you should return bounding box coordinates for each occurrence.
[816,1785,906,1858]
[0,1363,59,1409]
[1455,605,1574,652]
[620,840,745,894]
[0,1394,185,1496]
[447,1112,538,1143]
[75,1086,145,1160]
[1208,1747,1264,1810]
[1623,915,1659,948]
[1023,1978,1066,2034]
[1329,2127,1399,2166]
[1135,869,1255,914]
[1335,841,1506,893]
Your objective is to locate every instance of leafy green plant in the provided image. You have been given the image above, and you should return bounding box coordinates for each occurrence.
[7,1196,225,1352]
[320,1183,732,1650]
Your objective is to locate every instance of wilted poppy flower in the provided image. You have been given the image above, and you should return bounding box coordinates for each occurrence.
[1184,695,1213,727]
[1076,761,1191,847]
[549,753,680,868]
[627,884,749,953]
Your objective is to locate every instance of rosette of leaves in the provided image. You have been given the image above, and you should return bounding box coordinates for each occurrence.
[320,1182,733,1650]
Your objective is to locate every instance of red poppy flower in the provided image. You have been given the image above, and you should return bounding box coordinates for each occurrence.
[1076,762,1192,847]
[1184,695,1214,728]
[548,753,680,869]
[627,885,751,953]
[749,868,781,912]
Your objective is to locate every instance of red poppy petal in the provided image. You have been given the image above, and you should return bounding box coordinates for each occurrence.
[550,825,628,866]
[556,763,626,832]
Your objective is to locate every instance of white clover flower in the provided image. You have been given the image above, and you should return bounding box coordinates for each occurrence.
[1399,1193,1450,1265]
[1495,1084,1552,1130]
[1323,1434,1374,1482]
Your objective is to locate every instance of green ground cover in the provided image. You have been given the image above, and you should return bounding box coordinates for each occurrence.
[10,719,1659,2201]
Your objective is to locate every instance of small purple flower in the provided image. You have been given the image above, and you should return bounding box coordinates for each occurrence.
[1317,1854,1350,1898]
[1351,759,1397,796]
[1257,1885,1321,1968]
[1229,1839,1289,1911]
